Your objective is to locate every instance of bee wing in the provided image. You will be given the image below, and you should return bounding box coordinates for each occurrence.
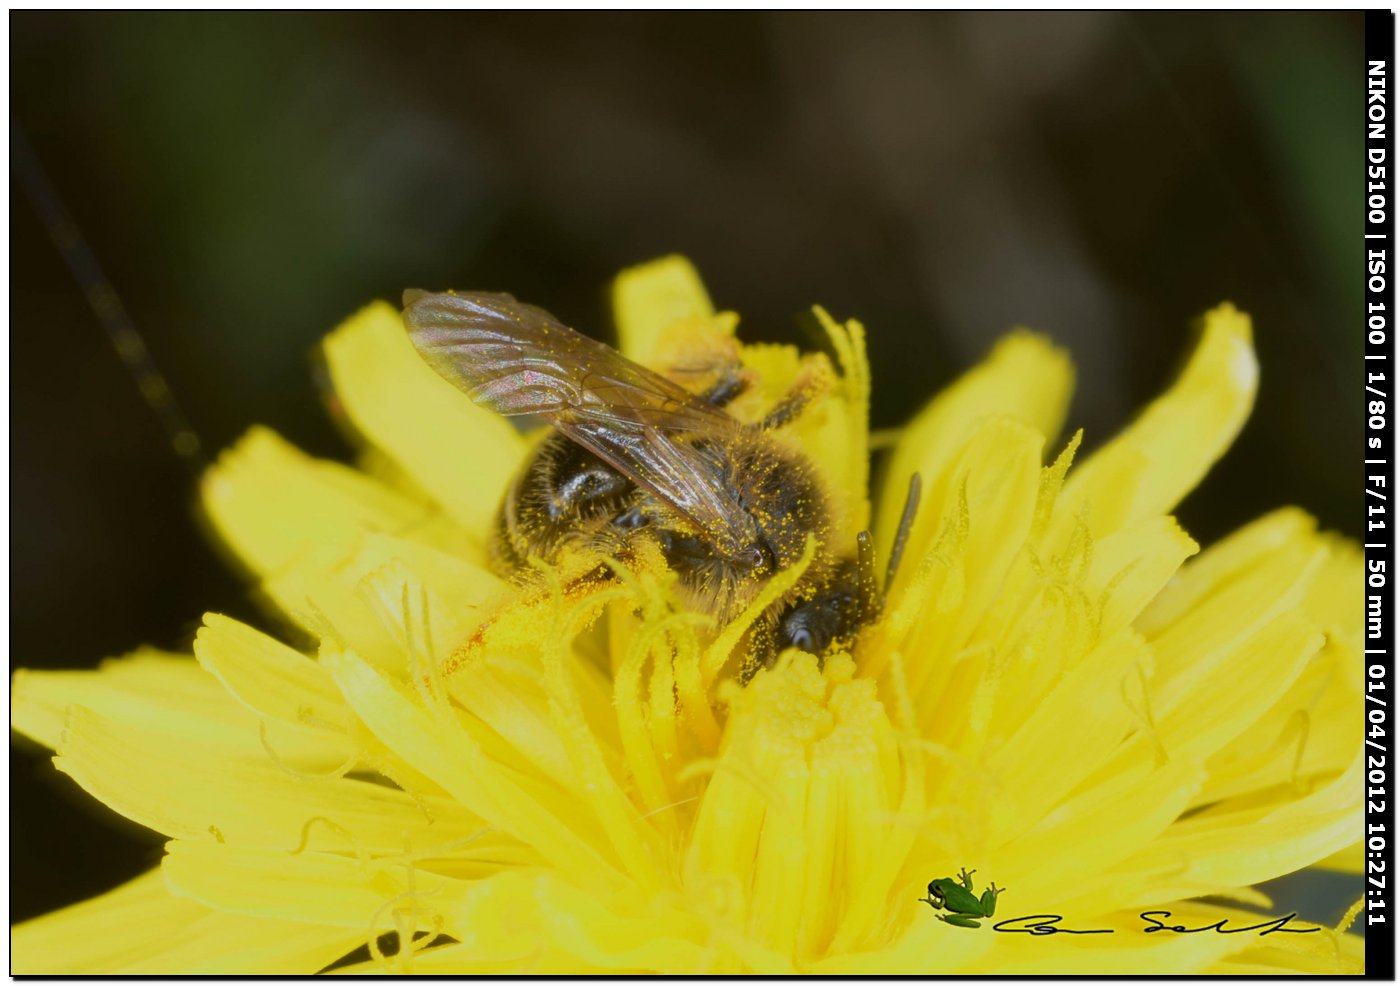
[403,290,754,554]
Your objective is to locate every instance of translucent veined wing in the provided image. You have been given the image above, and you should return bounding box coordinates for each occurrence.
[402,290,757,557]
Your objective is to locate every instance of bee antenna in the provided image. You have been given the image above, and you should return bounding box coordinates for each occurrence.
[12,123,204,472]
[884,472,923,594]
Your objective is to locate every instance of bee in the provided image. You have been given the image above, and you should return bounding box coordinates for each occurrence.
[402,289,919,678]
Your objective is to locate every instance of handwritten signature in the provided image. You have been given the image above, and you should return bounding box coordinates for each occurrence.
[986,911,1321,936]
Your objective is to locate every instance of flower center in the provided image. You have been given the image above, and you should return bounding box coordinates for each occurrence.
[685,651,909,964]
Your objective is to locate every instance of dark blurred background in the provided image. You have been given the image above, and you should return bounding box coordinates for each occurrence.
[12,11,1364,926]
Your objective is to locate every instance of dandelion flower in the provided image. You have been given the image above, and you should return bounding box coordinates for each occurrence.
[11,256,1364,974]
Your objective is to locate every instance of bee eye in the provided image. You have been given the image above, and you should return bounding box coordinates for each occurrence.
[790,628,816,652]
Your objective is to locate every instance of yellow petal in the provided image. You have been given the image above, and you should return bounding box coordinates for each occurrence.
[611,255,716,365]
[1313,841,1363,874]
[1303,531,1366,650]
[810,917,994,975]
[261,531,506,674]
[883,417,1044,722]
[13,649,212,751]
[1207,932,1364,976]
[327,883,713,976]
[1145,517,1324,701]
[389,870,715,972]
[1079,611,1332,821]
[53,705,483,853]
[1197,633,1360,805]
[985,629,1154,844]
[876,330,1072,569]
[200,426,475,578]
[11,869,363,975]
[11,649,341,768]
[163,840,472,931]
[1087,515,1200,641]
[1090,748,1362,911]
[194,612,351,734]
[323,647,621,887]
[999,757,1204,909]
[326,945,616,975]
[1137,507,1314,637]
[1132,509,1335,767]
[1155,610,1323,764]
[686,654,909,962]
[1128,513,1360,810]
[1058,304,1256,538]
[322,300,526,541]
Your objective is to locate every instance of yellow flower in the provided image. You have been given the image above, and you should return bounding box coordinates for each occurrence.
[11,257,1364,974]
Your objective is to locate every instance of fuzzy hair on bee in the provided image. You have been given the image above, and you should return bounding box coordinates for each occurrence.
[403,289,916,679]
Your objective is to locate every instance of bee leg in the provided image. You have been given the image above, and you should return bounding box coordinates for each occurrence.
[739,617,779,685]
[698,368,751,408]
[759,369,833,430]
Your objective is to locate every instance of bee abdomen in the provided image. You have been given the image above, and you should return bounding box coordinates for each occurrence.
[492,432,640,574]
